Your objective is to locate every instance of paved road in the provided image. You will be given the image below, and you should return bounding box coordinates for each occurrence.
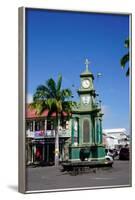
[26,160,131,192]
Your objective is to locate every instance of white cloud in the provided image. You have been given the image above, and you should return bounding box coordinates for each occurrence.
[26,93,33,103]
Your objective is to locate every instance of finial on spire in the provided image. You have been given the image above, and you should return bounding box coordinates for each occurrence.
[85,58,90,71]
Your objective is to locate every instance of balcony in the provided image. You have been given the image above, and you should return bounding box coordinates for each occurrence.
[26,129,71,139]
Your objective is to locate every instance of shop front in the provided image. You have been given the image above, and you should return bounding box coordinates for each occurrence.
[26,106,71,166]
[26,136,67,166]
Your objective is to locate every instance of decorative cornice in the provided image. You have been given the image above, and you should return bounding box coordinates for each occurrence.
[77,89,95,94]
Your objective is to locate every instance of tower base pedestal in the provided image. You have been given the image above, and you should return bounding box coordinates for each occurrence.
[68,144,106,162]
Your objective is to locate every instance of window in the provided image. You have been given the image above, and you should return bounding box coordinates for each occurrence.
[26,121,33,131]
[60,119,67,129]
[47,120,54,130]
[40,120,45,130]
[30,122,33,131]
[83,119,89,143]
[35,120,45,131]
[35,121,40,131]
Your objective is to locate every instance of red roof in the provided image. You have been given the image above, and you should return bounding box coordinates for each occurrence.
[26,105,69,119]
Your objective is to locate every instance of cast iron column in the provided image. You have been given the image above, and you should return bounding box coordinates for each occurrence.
[99,119,102,144]
[71,118,74,144]
[77,118,79,144]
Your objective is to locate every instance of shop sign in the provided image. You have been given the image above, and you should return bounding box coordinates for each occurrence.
[26,130,34,138]
[46,130,55,137]
[34,130,45,138]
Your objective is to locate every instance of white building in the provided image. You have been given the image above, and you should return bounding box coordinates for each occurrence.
[103,128,129,150]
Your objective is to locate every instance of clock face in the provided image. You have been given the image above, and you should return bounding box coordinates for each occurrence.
[82,95,90,105]
[82,79,90,88]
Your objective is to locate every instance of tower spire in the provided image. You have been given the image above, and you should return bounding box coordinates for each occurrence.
[85,58,90,71]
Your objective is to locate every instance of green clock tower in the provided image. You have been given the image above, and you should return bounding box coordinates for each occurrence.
[69,59,106,162]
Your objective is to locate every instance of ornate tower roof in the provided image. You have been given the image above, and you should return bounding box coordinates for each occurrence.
[80,59,94,79]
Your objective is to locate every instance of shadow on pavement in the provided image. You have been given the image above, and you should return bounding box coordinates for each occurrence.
[8,185,18,192]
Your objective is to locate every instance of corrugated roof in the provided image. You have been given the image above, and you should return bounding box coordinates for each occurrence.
[26,105,69,119]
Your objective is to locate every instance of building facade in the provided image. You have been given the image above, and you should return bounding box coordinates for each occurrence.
[26,109,71,165]
[102,128,130,150]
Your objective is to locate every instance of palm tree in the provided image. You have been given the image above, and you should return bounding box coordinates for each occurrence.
[120,39,129,77]
[30,75,75,166]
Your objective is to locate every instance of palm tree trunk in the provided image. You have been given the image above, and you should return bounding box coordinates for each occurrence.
[54,117,60,166]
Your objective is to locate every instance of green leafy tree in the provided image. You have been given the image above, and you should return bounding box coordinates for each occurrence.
[120,39,129,77]
[30,75,76,166]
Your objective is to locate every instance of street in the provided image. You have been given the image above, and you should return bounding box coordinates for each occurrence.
[26,160,131,192]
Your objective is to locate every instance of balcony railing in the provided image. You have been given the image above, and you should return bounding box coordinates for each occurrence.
[26,129,71,138]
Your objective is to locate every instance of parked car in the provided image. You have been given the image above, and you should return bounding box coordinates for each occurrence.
[119,147,129,160]
[105,155,113,161]
[105,149,119,160]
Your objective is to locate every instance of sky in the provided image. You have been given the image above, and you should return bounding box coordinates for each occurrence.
[26,8,130,133]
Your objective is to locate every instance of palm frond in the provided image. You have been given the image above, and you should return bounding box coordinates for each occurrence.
[126,68,129,77]
[46,78,57,97]
[46,98,55,110]
[37,85,50,95]
[124,39,129,48]
[35,102,45,115]
[33,85,50,101]
[31,75,75,118]
[57,74,62,92]
[120,53,129,68]
[61,89,72,100]
[29,100,46,115]
[56,100,62,113]
[120,38,130,77]
[62,101,76,112]
[28,101,36,109]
